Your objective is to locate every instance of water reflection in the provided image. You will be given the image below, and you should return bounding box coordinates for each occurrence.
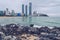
[29,16,32,24]
[22,17,27,22]
[22,16,32,25]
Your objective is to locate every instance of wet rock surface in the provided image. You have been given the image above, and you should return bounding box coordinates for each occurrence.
[0,24,60,40]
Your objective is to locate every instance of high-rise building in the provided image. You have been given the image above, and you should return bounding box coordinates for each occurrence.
[29,2,32,16]
[25,5,28,16]
[11,10,15,16]
[5,8,10,16]
[22,4,24,16]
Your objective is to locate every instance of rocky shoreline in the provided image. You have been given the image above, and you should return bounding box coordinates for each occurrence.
[0,24,60,40]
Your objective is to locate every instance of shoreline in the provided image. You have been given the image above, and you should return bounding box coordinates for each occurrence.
[0,16,49,17]
[0,23,57,29]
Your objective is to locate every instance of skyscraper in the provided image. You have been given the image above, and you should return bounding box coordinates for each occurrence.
[22,4,24,16]
[29,2,32,16]
[5,8,10,16]
[25,5,28,16]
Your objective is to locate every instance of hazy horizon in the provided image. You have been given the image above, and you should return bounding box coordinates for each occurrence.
[0,0,60,17]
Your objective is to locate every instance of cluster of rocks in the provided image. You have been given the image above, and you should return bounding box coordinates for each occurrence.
[0,24,60,40]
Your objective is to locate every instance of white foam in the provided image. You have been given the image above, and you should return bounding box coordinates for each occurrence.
[33,25,42,28]
[33,25,54,29]
[48,27,54,29]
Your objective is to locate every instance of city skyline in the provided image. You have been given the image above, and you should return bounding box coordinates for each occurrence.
[0,0,60,16]
[22,2,32,16]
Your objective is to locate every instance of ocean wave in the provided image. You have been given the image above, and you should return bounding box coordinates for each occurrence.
[45,21,60,24]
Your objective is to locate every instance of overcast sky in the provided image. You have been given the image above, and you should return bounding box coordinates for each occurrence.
[0,0,60,16]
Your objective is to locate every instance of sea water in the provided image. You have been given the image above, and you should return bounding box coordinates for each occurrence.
[0,16,60,27]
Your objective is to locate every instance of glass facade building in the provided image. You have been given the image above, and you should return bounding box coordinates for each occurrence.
[0,11,4,16]
[29,2,32,16]
[25,5,28,16]
[22,4,24,15]
[11,10,15,16]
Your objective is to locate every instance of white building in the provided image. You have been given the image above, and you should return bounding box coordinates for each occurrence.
[5,8,11,16]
